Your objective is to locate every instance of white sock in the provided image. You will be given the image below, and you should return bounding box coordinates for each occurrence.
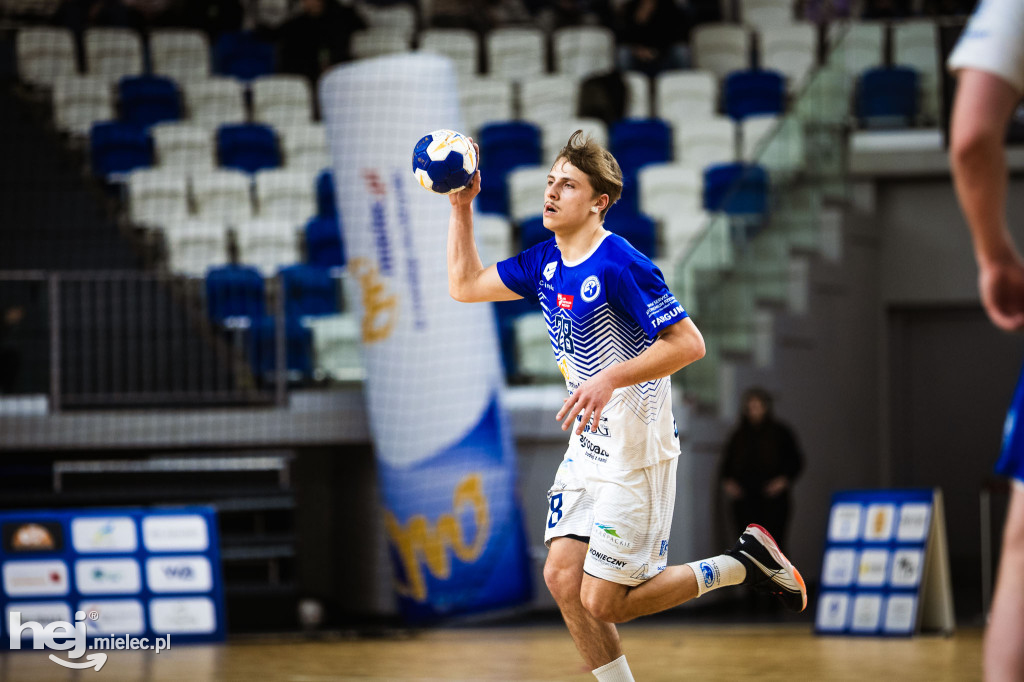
[684,554,747,598]
[593,654,635,682]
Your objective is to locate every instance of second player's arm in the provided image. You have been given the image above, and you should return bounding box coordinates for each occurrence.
[557,316,706,434]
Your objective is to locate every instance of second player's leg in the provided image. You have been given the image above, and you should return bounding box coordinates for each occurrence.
[544,537,624,669]
[985,483,1024,682]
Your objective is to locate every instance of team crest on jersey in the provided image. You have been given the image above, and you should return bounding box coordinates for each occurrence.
[557,293,573,310]
[543,262,557,280]
[581,275,601,302]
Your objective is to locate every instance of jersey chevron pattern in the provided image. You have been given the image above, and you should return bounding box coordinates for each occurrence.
[498,232,688,470]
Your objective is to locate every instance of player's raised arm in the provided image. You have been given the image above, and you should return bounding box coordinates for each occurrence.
[446,148,521,304]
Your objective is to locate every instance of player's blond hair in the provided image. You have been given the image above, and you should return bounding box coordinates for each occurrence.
[554,130,622,220]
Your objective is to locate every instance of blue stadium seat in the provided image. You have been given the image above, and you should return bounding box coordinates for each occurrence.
[316,169,337,217]
[205,264,266,324]
[217,123,280,173]
[856,66,919,128]
[723,70,786,121]
[519,215,550,251]
[478,121,542,215]
[279,263,338,319]
[609,119,672,180]
[703,162,768,215]
[493,297,535,381]
[213,32,275,81]
[605,211,657,259]
[248,315,314,378]
[305,215,345,269]
[118,75,181,129]
[89,121,153,179]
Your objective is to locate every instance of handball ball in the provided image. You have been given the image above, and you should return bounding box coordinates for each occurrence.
[412,129,478,195]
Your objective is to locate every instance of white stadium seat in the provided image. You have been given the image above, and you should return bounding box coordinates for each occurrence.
[893,19,941,125]
[190,169,253,223]
[164,220,229,277]
[16,27,77,88]
[673,115,736,169]
[541,118,608,165]
[251,75,313,127]
[741,114,805,178]
[623,70,652,118]
[350,29,412,60]
[278,123,329,171]
[151,122,215,170]
[84,28,143,84]
[827,21,885,79]
[514,313,561,381]
[656,70,718,123]
[660,209,712,259]
[553,26,615,79]
[692,24,751,81]
[306,313,364,382]
[506,166,549,223]
[520,75,580,124]
[254,169,316,223]
[486,27,546,81]
[760,23,818,93]
[419,29,479,80]
[739,0,795,27]
[474,214,514,264]
[360,2,417,41]
[638,163,704,220]
[127,168,190,227]
[150,29,210,81]
[236,219,302,275]
[459,77,514,137]
[53,76,113,136]
[183,77,247,130]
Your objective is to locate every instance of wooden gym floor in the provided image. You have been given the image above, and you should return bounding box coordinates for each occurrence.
[0,622,983,681]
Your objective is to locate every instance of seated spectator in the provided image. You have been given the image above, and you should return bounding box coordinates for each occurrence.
[615,0,690,76]
[861,0,911,19]
[257,0,366,85]
[180,0,244,40]
[55,0,143,34]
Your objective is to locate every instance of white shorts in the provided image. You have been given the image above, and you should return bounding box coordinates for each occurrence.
[544,452,677,587]
[947,0,1024,94]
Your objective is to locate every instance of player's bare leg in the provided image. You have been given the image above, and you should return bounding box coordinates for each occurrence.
[985,484,1024,681]
[580,565,699,623]
[544,537,623,668]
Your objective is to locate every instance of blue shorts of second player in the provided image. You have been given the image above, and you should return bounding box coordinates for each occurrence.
[997,362,1024,486]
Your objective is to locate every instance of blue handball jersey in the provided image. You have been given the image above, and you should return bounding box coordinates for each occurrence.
[497,232,688,470]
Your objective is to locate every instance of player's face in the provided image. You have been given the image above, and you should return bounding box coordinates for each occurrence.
[543,158,604,232]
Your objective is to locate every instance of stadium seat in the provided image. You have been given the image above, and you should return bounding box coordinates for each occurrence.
[609,118,673,180]
[655,70,718,124]
[53,76,113,136]
[350,29,412,59]
[306,313,363,381]
[118,75,182,129]
[703,162,768,216]
[506,166,548,223]
[477,122,542,215]
[182,77,247,130]
[85,28,143,85]
[541,118,608,167]
[623,71,652,118]
[126,168,189,227]
[205,264,266,323]
[360,2,417,41]
[255,0,290,27]
[279,263,338,319]
[316,169,337,217]
[856,66,919,128]
[553,26,615,79]
[16,27,77,88]
[692,24,752,81]
[278,123,329,171]
[248,315,314,379]
[213,32,275,81]
[519,215,549,250]
[893,19,940,125]
[474,214,514,264]
[419,29,479,79]
[661,209,711,258]
[304,215,345,270]
[486,27,546,81]
[520,75,581,124]
[638,163,704,221]
[723,70,786,121]
[151,122,215,170]
[89,121,153,180]
[458,77,514,138]
[741,114,805,179]
[190,169,253,222]
[217,123,281,173]
[255,169,316,222]
[514,312,562,382]
[251,75,313,128]
[150,29,210,81]
[236,219,302,276]
[604,211,657,259]
[673,115,736,168]
[760,24,817,93]
[827,21,885,81]
[493,297,536,379]
[739,0,794,27]
[165,220,229,277]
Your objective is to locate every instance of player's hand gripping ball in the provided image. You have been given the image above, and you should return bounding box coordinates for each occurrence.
[412,129,478,194]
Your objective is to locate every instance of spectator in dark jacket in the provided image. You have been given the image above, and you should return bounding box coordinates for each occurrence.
[258,0,367,86]
[616,0,690,76]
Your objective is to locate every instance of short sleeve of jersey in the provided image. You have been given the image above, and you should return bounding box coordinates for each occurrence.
[609,259,688,339]
[496,240,551,304]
